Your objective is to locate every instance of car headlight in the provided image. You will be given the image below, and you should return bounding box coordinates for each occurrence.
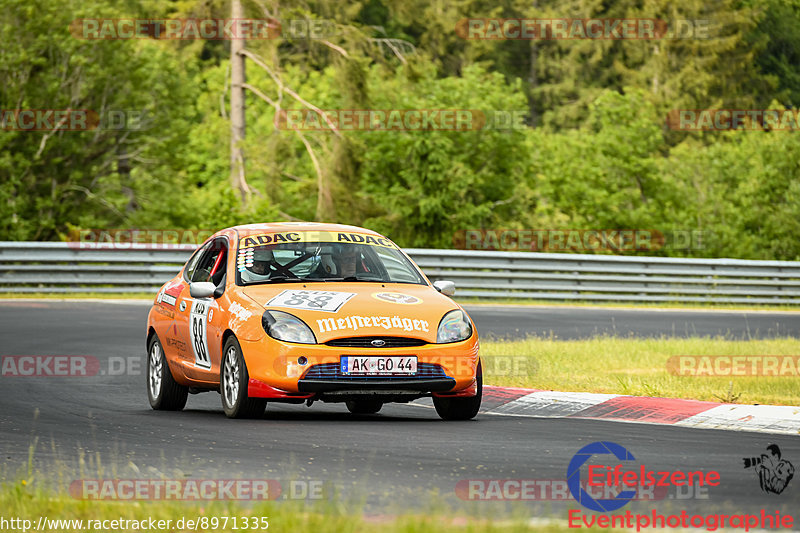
[262,310,317,344]
[436,310,473,343]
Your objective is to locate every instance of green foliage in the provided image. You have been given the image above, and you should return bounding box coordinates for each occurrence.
[525,90,668,232]
[0,0,200,238]
[2,0,800,260]
[662,122,800,260]
[354,64,530,247]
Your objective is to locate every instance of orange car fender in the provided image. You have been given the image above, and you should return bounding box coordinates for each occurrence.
[224,301,266,342]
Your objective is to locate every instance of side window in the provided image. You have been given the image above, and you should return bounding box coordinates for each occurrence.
[183,243,209,282]
[191,239,228,284]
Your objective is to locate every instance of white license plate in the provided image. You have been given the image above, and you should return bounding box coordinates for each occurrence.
[340,356,417,376]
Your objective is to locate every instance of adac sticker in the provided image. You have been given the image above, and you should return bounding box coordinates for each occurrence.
[239,231,397,249]
[372,292,422,305]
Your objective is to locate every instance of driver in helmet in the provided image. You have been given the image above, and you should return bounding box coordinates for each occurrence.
[336,245,360,278]
[241,248,274,282]
[310,244,364,279]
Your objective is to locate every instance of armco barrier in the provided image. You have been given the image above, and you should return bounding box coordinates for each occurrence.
[1,242,799,304]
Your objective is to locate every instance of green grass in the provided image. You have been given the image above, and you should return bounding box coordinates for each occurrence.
[1,443,578,533]
[458,297,800,312]
[481,337,800,406]
[0,479,581,533]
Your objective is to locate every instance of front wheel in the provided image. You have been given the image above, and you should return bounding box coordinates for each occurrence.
[433,366,482,421]
[220,337,267,419]
[147,335,188,411]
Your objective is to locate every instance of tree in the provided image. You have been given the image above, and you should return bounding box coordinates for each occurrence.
[0,0,199,240]
[229,0,249,205]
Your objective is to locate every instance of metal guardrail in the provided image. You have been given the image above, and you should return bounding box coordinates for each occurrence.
[1,241,799,304]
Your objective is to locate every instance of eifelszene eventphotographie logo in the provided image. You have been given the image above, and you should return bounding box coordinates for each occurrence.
[565,441,795,531]
[743,444,794,495]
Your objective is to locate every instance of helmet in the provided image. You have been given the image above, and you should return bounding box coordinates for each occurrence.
[241,248,274,282]
[312,244,356,277]
[319,254,338,275]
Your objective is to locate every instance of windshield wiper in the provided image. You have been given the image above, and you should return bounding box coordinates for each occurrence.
[330,275,384,282]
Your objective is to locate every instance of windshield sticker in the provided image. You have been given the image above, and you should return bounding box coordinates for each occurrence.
[372,292,422,305]
[266,290,356,313]
[239,231,397,249]
[237,248,254,272]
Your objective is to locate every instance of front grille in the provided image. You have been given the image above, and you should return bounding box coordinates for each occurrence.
[324,336,427,348]
[302,362,447,380]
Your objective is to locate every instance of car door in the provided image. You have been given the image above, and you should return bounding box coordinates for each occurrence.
[159,242,208,368]
[175,238,228,384]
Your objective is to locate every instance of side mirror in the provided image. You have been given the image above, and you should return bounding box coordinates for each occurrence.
[190,281,216,299]
[433,280,456,297]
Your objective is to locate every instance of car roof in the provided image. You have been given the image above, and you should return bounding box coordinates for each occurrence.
[230,222,386,238]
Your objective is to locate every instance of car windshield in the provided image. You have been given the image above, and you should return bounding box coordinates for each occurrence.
[236,235,426,286]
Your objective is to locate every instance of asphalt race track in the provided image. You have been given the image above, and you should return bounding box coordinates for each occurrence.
[1,300,798,518]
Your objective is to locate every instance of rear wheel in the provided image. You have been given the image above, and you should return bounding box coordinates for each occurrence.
[433,365,482,421]
[220,337,267,419]
[147,335,188,410]
[345,399,383,415]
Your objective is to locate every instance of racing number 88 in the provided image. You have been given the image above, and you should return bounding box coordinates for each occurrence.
[307,295,332,308]
[192,315,206,361]
[285,292,333,308]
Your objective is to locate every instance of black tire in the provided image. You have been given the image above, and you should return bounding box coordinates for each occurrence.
[345,399,383,415]
[220,336,267,419]
[433,364,482,421]
[147,334,188,411]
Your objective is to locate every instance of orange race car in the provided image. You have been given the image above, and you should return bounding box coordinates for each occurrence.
[146,223,481,420]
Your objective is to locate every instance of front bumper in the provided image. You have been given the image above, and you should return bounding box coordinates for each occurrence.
[297,377,456,393]
[239,335,479,398]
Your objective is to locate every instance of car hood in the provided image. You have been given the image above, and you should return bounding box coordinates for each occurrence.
[239,282,460,343]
